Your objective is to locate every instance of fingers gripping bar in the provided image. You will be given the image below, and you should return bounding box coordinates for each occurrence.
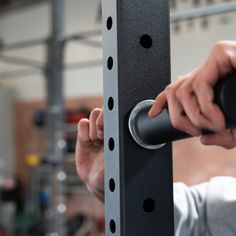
[129,73,236,149]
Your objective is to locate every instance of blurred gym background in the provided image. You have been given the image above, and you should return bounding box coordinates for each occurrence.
[0,0,236,235]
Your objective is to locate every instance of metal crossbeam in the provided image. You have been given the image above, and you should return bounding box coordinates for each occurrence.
[171,1,236,23]
[0,55,43,69]
[0,69,40,79]
[0,60,103,80]
[0,38,46,52]
[0,29,102,53]
[65,29,102,42]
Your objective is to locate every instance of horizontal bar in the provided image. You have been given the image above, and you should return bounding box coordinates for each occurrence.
[76,39,102,48]
[0,0,48,16]
[0,54,43,69]
[65,29,102,42]
[65,59,102,70]
[0,38,46,52]
[0,59,102,79]
[0,2,234,52]
[0,69,41,79]
[170,1,236,23]
[129,73,236,149]
[0,29,101,52]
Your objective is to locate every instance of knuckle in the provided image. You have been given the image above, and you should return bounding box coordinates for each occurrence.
[232,142,236,149]
[155,94,160,100]
[229,137,236,149]
[165,84,172,94]
[192,81,199,92]
[224,144,233,150]
[175,88,181,99]
[96,121,103,131]
[171,117,182,130]
[90,109,97,116]
[157,91,164,98]
[176,75,184,81]
[165,85,176,98]
[154,92,163,102]
[94,108,102,113]
[194,113,214,130]
[217,121,225,131]
[176,87,186,101]
[213,41,227,53]
[194,120,203,129]
[90,108,101,118]
[200,103,210,114]
[90,134,96,142]
[211,41,233,60]
[222,135,235,149]
[154,94,160,102]
[193,112,203,126]
[78,118,88,132]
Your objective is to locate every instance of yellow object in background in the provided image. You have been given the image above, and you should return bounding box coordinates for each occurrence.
[25,153,40,167]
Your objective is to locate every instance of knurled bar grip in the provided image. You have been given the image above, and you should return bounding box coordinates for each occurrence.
[129,73,236,149]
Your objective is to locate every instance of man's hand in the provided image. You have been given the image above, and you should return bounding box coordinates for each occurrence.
[76,108,105,201]
[149,41,236,149]
[76,41,236,202]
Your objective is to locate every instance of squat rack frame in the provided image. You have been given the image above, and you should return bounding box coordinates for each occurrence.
[102,0,236,236]
[103,0,173,235]
[1,0,236,235]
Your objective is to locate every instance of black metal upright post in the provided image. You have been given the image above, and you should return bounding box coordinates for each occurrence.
[103,0,174,235]
[45,0,66,235]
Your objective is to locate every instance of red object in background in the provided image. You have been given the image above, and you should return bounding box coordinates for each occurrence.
[33,107,91,128]
[3,178,15,189]
[97,218,105,234]
[0,229,8,236]
[66,108,90,124]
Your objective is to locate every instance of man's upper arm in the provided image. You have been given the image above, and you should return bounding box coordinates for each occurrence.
[174,181,208,236]
[174,176,236,236]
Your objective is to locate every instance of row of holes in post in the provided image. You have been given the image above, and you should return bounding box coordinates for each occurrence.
[106,16,155,234]
[106,16,116,235]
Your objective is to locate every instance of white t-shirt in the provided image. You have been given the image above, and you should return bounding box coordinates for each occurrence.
[174,177,236,236]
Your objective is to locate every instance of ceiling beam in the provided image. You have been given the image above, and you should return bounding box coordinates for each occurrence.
[0,0,48,16]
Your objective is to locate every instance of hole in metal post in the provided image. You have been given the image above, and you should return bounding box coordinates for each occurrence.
[110,220,116,233]
[109,178,115,192]
[107,17,113,30]
[107,57,113,70]
[108,97,114,110]
[140,34,153,49]
[143,198,155,212]
[109,138,115,151]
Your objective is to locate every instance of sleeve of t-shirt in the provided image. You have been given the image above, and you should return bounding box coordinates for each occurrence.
[174,176,236,236]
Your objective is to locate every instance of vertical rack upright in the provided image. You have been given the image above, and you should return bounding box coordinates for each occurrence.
[103,0,174,235]
[44,0,66,235]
